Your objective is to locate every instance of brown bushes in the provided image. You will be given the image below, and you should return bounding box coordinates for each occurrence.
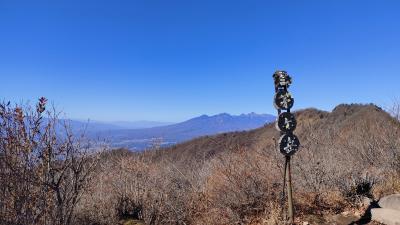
[76,146,284,225]
[2,102,400,225]
[0,99,103,225]
[201,148,282,225]
[74,104,400,225]
[293,104,400,214]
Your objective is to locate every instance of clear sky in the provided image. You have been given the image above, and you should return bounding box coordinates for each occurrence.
[0,0,400,122]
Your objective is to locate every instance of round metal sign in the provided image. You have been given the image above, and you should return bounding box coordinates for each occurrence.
[276,112,297,132]
[273,71,292,88]
[279,134,300,156]
[274,91,294,110]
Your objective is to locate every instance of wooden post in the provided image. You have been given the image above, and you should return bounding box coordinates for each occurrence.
[286,156,294,224]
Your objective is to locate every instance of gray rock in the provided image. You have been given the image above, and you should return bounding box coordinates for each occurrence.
[371,208,400,225]
[379,194,400,211]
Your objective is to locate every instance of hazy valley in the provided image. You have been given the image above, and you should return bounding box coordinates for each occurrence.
[75,113,276,150]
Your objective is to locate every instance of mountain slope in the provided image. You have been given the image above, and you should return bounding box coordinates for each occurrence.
[91,104,400,225]
[95,113,276,150]
[86,105,400,225]
[156,104,398,165]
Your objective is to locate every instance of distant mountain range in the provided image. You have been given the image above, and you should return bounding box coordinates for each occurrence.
[67,120,173,132]
[77,113,275,150]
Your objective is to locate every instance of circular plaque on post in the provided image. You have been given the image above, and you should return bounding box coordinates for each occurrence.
[279,133,300,156]
[273,71,292,88]
[276,112,297,132]
[274,91,294,110]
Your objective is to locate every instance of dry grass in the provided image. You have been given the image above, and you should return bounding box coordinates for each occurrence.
[372,172,400,199]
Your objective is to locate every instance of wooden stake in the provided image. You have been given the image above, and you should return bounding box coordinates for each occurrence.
[286,156,294,224]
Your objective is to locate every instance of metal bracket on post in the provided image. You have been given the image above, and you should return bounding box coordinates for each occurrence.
[273,71,300,225]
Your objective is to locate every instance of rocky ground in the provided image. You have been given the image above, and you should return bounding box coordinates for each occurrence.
[302,194,400,225]
[371,194,400,225]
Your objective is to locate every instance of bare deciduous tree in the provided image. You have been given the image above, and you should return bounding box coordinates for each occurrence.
[0,98,103,225]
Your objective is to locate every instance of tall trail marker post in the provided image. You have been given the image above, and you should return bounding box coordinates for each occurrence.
[273,71,300,225]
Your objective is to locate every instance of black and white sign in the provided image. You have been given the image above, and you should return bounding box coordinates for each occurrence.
[273,71,292,88]
[274,91,294,110]
[279,134,300,156]
[276,112,297,132]
[273,70,300,156]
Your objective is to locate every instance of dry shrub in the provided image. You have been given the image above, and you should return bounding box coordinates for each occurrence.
[295,191,347,216]
[202,147,282,225]
[372,172,400,199]
[0,99,103,225]
[76,151,151,224]
[76,146,284,225]
[73,103,400,224]
[294,104,400,214]
[76,149,208,225]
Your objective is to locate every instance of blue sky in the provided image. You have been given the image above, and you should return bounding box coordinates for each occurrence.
[0,0,399,122]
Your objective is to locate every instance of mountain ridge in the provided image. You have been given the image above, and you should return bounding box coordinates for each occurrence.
[150,103,395,165]
[93,112,276,150]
